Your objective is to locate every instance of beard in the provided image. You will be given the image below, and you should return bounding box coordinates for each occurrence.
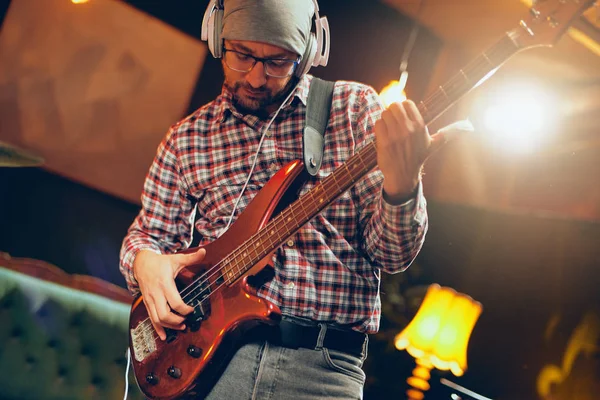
[224,75,299,119]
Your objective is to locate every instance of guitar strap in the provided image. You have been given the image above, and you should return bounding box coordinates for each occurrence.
[303,77,335,176]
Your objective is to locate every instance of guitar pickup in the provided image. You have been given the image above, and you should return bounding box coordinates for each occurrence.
[188,298,210,323]
[182,275,212,330]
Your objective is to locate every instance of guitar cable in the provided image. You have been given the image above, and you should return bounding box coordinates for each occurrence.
[121,81,299,399]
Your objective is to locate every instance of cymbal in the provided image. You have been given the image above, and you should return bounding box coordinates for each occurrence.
[0,141,44,167]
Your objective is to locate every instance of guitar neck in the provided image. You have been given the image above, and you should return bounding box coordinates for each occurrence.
[220,32,524,284]
[220,141,378,284]
[419,32,521,125]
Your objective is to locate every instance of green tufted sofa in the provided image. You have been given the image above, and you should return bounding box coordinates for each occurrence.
[0,252,145,400]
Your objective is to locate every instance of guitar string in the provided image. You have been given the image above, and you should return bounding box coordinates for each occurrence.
[136,163,377,341]
[135,143,378,339]
[134,32,522,340]
[179,35,519,302]
[425,34,519,108]
[134,38,515,340]
[175,144,376,304]
[134,33,520,340]
[166,33,521,309]
[135,144,378,339]
[418,34,520,122]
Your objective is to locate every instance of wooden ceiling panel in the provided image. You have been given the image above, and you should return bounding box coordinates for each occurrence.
[0,0,206,203]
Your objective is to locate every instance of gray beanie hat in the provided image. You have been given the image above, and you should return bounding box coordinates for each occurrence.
[221,0,315,56]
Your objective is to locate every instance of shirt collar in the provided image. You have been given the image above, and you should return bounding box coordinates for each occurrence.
[292,73,311,107]
[215,74,312,123]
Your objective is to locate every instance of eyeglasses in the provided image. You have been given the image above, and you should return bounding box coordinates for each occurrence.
[222,48,300,78]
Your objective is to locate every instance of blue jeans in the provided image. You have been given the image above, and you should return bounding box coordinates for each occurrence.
[205,316,369,399]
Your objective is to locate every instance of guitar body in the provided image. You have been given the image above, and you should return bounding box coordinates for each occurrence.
[129,159,307,400]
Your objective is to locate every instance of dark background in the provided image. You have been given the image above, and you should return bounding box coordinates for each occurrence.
[1,1,599,399]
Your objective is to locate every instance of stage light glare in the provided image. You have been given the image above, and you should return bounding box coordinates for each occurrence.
[481,83,558,154]
[379,80,407,108]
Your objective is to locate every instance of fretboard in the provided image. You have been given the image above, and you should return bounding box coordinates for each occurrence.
[419,32,521,124]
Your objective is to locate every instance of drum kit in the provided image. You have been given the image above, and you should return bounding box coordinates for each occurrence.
[0,141,44,167]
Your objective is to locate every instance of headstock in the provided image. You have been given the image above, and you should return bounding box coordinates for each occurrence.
[514,0,596,48]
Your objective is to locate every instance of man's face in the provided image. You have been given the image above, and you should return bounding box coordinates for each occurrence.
[222,40,299,117]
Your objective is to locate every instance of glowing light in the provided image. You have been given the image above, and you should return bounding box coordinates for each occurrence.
[478,81,559,154]
[568,27,600,57]
[379,80,407,108]
[536,311,600,397]
[407,376,430,391]
[72,0,90,3]
[474,67,499,90]
[395,284,482,377]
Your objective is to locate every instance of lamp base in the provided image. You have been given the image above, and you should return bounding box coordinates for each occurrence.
[406,359,433,400]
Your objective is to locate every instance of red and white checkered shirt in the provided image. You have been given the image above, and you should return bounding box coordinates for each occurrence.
[120,74,428,333]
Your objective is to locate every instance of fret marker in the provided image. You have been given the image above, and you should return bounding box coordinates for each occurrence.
[439,86,449,98]
[482,52,493,65]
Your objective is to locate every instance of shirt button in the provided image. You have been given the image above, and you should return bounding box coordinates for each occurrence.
[270,163,279,172]
[285,282,295,289]
[286,239,294,247]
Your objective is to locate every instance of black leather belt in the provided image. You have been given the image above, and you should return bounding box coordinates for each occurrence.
[268,319,368,358]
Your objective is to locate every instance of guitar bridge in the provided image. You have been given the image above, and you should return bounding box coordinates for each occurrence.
[130,320,157,362]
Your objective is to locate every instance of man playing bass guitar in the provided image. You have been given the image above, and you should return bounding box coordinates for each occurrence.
[120,0,450,398]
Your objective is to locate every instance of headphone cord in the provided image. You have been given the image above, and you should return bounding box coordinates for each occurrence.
[220,81,301,234]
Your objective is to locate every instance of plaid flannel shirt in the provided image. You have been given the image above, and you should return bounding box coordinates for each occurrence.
[120,74,428,333]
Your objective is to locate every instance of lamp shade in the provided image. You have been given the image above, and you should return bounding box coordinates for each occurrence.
[395,284,482,377]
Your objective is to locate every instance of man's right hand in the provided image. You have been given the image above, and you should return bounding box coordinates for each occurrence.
[133,248,207,340]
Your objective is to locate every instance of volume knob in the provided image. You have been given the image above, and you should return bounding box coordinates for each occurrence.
[145,372,159,385]
[167,366,182,379]
[187,345,202,358]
